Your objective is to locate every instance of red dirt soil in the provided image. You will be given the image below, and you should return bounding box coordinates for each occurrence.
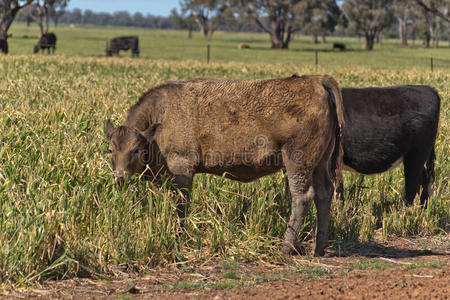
[3,235,449,299]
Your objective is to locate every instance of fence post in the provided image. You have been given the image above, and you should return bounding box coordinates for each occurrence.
[315,50,318,71]
[207,44,210,64]
[430,57,433,72]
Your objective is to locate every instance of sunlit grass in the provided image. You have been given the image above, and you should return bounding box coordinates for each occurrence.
[0,54,448,285]
[7,23,450,71]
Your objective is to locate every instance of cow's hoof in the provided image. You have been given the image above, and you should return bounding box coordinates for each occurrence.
[282,242,306,256]
[314,248,325,257]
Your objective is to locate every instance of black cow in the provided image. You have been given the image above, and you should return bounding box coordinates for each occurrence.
[106,36,139,57]
[33,33,57,54]
[332,43,346,51]
[0,38,8,54]
[339,86,441,206]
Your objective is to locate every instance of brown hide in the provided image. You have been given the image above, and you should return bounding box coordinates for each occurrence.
[121,76,342,180]
[106,75,344,256]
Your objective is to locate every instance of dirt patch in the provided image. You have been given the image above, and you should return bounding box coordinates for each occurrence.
[3,235,449,299]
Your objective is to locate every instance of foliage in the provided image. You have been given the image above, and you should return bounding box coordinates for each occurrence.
[0,0,33,41]
[238,0,304,49]
[180,0,226,41]
[414,0,450,48]
[342,0,395,50]
[413,0,450,23]
[29,0,68,35]
[393,0,413,46]
[296,0,341,43]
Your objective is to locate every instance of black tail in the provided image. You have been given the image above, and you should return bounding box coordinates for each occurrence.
[426,147,436,184]
[420,87,440,206]
[420,147,436,206]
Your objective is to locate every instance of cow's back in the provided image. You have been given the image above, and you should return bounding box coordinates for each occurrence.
[155,76,334,173]
[41,33,56,46]
[111,36,137,49]
[342,86,440,174]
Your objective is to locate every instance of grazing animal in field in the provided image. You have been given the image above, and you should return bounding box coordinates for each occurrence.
[106,36,139,57]
[105,75,345,256]
[338,86,441,206]
[238,43,250,49]
[0,38,8,54]
[33,33,57,54]
[332,43,346,51]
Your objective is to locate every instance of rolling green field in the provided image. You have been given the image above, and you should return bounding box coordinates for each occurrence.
[0,25,449,284]
[7,23,450,70]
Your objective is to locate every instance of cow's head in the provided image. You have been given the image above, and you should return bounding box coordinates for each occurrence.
[33,45,39,54]
[105,119,161,184]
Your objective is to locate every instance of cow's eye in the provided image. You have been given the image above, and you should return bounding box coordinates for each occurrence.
[108,149,112,153]
[133,149,140,155]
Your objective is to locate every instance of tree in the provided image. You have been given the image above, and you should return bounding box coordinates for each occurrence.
[49,0,66,27]
[112,11,132,26]
[171,8,197,38]
[180,0,225,41]
[413,0,450,22]
[0,0,34,53]
[31,0,68,35]
[413,0,449,47]
[237,0,303,49]
[342,0,394,50]
[394,0,413,46]
[297,0,340,44]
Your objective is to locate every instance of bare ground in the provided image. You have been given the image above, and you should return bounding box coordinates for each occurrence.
[3,234,449,299]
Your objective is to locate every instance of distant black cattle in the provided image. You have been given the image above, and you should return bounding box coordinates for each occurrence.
[34,33,57,54]
[338,86,441,206]
[332,42,346,51]
[106,36,139,57]
[0,38,8,54]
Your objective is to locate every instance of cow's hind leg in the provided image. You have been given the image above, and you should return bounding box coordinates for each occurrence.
[404,148,430,206]
[312,163,334,256]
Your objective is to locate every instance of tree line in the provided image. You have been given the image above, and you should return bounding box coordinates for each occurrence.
[0,0,448,54]
[176,0,448,50]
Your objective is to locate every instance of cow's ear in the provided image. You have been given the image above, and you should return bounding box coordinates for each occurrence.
[105,119,115,140]
[142,123,161,143]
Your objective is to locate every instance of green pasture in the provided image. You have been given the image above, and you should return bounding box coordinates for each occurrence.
[0,25,449,285]
[7,23,450,70]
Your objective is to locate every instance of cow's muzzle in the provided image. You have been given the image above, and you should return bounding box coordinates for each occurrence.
[114,171,127,187]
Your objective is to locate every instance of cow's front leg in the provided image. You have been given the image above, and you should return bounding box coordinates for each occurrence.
[172,174,193,219]
[282,172,314,255]
[281,141,316,255]
[166,154,195,219]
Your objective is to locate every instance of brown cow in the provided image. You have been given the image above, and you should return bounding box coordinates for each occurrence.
[105,75,344,256]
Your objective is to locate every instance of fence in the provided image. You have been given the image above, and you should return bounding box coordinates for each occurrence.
[204,45,450,72]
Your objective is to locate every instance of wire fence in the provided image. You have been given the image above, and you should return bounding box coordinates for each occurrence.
[310,51,450,72]
[204,44,450,72]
